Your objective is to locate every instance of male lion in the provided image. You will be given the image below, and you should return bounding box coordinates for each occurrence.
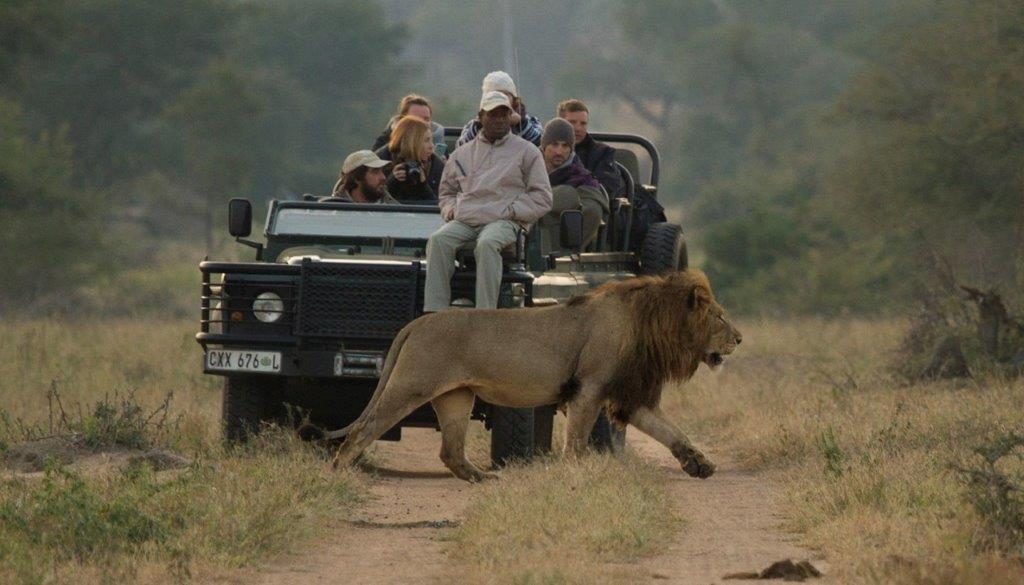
[329,269,741,482]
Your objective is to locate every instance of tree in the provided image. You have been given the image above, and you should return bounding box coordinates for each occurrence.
[228,0,408,195]
[0,0,67,83]
[13,0,237,188]
[0,99,108,311]
[828,0,1024,297]
[164,62,264,251]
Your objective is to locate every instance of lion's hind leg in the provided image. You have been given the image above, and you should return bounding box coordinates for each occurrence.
[330,416,378,470]
[331,378,443,471]
[432,388,496,482]
[628,406,715,479]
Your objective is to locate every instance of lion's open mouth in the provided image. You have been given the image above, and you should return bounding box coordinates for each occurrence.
[704,352,725,367]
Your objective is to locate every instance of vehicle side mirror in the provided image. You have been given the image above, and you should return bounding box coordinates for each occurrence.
[228,198,252,237]
[559,210,583,251]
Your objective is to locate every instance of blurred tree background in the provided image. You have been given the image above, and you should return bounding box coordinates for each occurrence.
[1,0,1021,316]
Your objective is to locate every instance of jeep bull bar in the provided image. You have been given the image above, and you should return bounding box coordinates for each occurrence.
[196,259,533,378]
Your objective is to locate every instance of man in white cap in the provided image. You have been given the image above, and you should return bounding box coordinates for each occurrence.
[424,91,552,311]
[327,150,398,204]
[456,71,543,148]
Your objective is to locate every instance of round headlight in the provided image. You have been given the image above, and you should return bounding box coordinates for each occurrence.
[253,292,284,323]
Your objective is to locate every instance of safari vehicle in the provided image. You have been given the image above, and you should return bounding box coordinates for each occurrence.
[195,131,687,465]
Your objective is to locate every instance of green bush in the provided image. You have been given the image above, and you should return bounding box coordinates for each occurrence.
[0,463,172,561]
[815,426,847,478]
[954,432,1024,557]
[0,426,363,581]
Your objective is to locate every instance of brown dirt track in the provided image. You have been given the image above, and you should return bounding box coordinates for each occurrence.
[227,427,830,585]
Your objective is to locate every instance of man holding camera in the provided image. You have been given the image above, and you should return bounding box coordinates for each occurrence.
[424,91,552,312]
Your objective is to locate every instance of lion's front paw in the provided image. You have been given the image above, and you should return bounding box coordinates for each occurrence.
[681,452,715,479]
[451,466,499,483]
[475,470,500,482]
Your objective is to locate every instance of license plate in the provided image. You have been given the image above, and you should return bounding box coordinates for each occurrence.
[206,350,281,373]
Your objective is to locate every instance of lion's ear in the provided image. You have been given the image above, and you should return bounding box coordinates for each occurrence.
[687,285,711,311]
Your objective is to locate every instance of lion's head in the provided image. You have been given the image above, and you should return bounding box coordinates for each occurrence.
[698,304,741,369]
[601,269,742,424]
[679,270,742,370]
[607,269,742,381]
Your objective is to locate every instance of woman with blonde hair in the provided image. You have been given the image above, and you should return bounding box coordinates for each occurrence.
[374,115,444,204]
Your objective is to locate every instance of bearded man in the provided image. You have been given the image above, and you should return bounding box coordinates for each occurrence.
[327,150,398,204]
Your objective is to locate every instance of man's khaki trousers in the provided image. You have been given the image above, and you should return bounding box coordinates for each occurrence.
[424,219,519,311]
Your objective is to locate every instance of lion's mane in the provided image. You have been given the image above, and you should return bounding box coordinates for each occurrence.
[568,272,715,424]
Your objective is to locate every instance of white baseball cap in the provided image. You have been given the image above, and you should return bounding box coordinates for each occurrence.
[342,150,388,174]
[482,71,517,97]
[479,90,513,112]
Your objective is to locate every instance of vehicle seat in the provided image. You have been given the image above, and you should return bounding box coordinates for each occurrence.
[613,148,641,189]
[604,160,637,251]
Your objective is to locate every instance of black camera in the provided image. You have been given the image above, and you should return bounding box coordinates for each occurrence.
[404,161,422,182]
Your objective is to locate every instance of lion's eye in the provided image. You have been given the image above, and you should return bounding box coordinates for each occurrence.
[717,314,726,323]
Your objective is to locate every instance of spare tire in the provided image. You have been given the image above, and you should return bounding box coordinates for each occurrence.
[640,222,687,275]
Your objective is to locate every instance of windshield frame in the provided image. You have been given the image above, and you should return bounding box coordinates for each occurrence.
[265,201,443,242]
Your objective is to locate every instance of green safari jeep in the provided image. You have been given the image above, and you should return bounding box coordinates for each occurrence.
[195,131,687,465]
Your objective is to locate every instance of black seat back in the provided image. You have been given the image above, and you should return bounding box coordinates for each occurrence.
[613,148,641,190]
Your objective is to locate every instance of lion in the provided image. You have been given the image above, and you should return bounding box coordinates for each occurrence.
[328,268,742,482]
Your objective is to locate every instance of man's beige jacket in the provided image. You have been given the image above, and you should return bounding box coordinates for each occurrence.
[438,132,552,229]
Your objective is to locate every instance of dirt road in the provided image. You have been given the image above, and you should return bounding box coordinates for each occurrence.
[237,427,829,585]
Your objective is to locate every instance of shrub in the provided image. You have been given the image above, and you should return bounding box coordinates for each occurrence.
[0,463,172,562]
[816,426,847,478]
[954,432,1024,557]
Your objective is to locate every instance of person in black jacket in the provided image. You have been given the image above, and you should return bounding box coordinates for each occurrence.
[557,99,624,198]
[374,116,444,204]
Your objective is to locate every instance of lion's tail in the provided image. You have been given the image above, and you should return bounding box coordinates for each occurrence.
[320,321,416,442]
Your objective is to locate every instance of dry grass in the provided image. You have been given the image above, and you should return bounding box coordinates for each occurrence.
[0,429,363,583]
[0,319,365,584]
[0,319,221,450]
[448,453,677,584]
[5,316,1024,583]
[665,318,1024,583]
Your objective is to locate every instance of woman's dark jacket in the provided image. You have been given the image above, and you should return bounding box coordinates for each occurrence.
[374,147,444,204]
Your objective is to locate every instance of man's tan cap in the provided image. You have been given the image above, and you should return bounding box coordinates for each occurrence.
[479,90,513,112]
[342,150,389,174]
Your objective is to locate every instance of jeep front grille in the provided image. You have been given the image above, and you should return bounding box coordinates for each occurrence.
[295,260,421,340]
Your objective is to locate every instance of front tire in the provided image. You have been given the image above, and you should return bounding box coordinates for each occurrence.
[640,222,687,275]
[490,406,534,467]
[489,406,556,466]
[222,375,285,443]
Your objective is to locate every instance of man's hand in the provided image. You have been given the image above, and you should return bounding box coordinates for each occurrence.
[443,207,455,221]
